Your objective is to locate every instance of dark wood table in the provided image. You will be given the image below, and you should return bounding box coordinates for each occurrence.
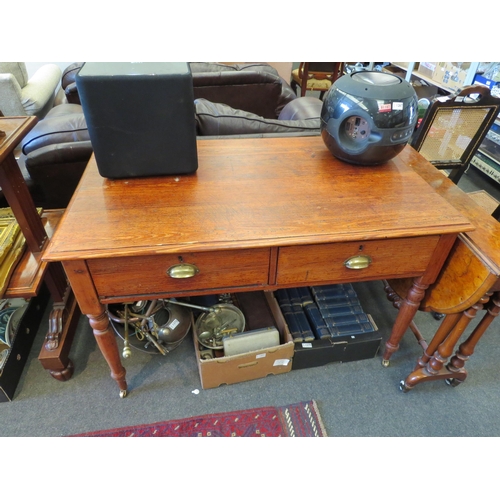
[42,136,474,397]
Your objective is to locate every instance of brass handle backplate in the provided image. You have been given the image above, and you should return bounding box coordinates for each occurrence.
[167,263,200,279]
[344,255,372,270]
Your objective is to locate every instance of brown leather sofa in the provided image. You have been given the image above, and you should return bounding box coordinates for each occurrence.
[60,62,84,104]
[63,62,298,118]
[17,104,91,208]
[189,63,297,119]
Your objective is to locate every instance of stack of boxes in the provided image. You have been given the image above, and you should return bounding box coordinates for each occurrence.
[275,284,382,370]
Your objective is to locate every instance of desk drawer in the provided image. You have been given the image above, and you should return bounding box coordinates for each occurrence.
[277,236,440,286]
[88,248,271,299]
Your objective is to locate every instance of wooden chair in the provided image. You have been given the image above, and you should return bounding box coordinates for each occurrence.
[291,63,344,99]
[410,84,500,184]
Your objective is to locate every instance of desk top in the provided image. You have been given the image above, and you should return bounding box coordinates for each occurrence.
[399,145,500,276]
[43,136,474,262]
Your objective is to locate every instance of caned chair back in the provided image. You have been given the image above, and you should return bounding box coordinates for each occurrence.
[411,84,500,184]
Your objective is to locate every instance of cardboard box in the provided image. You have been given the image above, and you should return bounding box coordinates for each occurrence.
[434,62,471,90]
[0,284,50,402]
[193,291,294,389]
[417,62,438,79]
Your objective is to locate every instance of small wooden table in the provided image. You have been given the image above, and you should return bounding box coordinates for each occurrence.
[0,117,80,380]
[387,152,500,391]
[42,136,474,397]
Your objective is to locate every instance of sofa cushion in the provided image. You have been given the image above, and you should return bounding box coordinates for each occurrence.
[21,105,89,155]
[278,96,323,120]
[195,99,320,136]
[190,63,296,118]
[192,70,285,119]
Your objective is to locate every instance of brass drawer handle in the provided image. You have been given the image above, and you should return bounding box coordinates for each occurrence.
[344,255,372,270]
[167,263,200,279]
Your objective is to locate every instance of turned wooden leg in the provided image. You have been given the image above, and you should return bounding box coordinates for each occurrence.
[62,259,128,397]
[382,278,429,365]
[448,292,500,375]
[88,310,128,398]
[427,295,489,375]
[383,280,428,352]
[414,312,461,370]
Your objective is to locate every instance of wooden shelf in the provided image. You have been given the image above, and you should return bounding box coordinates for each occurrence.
[4,209,64,298]
[389,63,480,94]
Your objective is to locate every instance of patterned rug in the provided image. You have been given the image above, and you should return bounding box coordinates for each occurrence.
[72,400,327,437]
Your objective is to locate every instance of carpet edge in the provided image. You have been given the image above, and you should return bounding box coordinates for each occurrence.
[69,400,326,437]
[310,400,328,437]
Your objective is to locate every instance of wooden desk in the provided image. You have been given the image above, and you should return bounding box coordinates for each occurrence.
[42,136,474,397]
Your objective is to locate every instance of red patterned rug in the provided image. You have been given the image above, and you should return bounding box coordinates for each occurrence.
[72,400,327,437]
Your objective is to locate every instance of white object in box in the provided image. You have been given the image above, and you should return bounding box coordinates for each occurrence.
[223,327,280,356]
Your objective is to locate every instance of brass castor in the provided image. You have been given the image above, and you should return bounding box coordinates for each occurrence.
[382,359,390,367]
[399,380,410,393]
[119,389,128,398]
[445,378,461,387]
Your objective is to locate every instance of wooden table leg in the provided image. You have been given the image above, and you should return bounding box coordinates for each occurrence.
[88,310,128,398]
[382,233,458,366]
[384,279,429,351]
[446,291,500,382]
[413,312,461,370]
[62,260,128,397]
[382,278,429,366]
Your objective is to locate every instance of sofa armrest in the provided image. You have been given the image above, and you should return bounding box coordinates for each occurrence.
[20,64,61,116]
[62,63,84,104]
[62,63,84,89]
[0,73,25,115]
[21,108,89,155]
[64,81,81,104]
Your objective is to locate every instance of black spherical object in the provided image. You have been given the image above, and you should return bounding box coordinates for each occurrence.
[321,71,418,165]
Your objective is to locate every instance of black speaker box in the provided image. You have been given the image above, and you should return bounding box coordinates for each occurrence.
[76,62,198,179]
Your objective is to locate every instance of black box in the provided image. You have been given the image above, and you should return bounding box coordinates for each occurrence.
[76,62,198,179]
[291,330,382,370]
[274,285,382,370]
[0,284,50,402]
